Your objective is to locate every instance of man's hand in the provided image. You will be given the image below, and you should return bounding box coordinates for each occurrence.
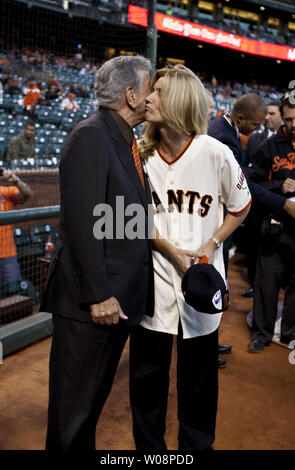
[90,297,128,326]
[169,247,195,274]
[281,178,295,194]
[2,169,18,184]
[284,199,295,219]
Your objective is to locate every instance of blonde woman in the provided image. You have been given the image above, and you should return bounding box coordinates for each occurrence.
[129,65,252,450]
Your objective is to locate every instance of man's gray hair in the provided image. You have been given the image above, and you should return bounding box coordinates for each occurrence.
[94,55,151,108]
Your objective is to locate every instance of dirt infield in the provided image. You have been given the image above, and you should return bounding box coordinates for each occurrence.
[0,253,294,450]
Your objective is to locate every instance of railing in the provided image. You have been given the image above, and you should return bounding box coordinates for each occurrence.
[0,205,60,358]
[0,205,60,225]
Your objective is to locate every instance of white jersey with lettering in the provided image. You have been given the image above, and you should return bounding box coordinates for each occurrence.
[141,134,251,339]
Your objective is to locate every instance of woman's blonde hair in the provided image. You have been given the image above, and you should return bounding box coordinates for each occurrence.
[139,64,208,160]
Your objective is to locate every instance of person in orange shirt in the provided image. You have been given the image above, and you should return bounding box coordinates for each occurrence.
[23,79,40,119]
[240,132,250,149]
[0,169,33,284]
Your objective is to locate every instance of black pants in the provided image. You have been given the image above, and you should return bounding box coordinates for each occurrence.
[243,207,262,287]
[252,230,295,345]
[46,315,130,450]
[129,324,218,450]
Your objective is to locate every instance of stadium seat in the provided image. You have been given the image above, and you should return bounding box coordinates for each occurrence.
[0,279,41,305]
[14,227,31,247]
[16,121,25,129]
[37,109,50,124]
[30,224,58,254]
[61,116,75,131]
[0,136,8,160]
[6,128,18,137]
[10,158,36,170]
[13,103,24,114]
[0,159,8,169]
[0,280,23,299]
[14,227,32,257]
[36,157,59,169]
[35,136,48,145]
[35,145,46,159]
[1,94,13,112]
[48,110,63,126]
[43,123,57,130]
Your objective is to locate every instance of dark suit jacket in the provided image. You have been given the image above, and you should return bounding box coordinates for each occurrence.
[245,129,269,165]
[208,117,285,217]
[40,108,154,325]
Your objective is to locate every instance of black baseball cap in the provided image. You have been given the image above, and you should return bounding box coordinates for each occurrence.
[181,260,229,314]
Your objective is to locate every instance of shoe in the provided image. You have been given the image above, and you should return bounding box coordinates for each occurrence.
[248,338,270,353]
[218,357,227,368]
[218,344,232,354]
[242,287,254,298]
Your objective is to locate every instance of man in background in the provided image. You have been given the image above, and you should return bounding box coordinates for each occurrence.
[0,169,33,285]
[208,94,295,228]
[247,93,295,352]
[246,101,284,165]
[6,122,36,162]
[242,100,284,298]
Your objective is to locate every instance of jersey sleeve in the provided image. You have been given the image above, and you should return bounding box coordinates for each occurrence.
[219,145,252,214]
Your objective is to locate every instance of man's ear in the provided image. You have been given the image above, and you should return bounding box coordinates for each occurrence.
[125,86,136,108]
[236,113,245,124]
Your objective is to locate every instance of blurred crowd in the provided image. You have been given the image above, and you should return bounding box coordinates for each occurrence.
[0,46,288,169]
[0,46,285,116]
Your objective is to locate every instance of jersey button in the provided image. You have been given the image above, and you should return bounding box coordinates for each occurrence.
[170,180,174,185]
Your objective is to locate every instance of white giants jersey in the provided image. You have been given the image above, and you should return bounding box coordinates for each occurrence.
[141,134,251,338]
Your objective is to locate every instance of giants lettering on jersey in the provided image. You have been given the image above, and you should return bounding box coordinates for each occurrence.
[152,190,213,217]
[272,153,295,172]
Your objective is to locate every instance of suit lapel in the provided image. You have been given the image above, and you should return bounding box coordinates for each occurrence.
[99,109,149,213]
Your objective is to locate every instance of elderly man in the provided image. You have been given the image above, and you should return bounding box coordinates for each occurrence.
[41,55,154,450]
[6,122,36,162]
